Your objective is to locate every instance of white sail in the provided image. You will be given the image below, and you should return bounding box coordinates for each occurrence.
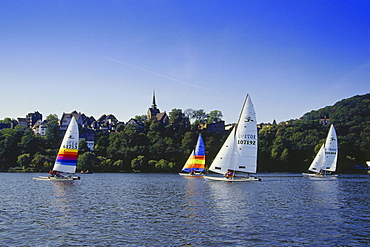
[52,117,79,174]
[209,127,236,174]
[308,144,325,172]
[323,124,338,172]
[234,94,258,173]
[308,124,337,173]
[209,94,257,174]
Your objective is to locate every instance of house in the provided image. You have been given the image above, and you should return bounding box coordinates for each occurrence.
[198,121,225,133]
[32,119,48,136]
[17,118,28,128]
[126,118,144,132]
[95,114,122,132]
[80,132,95,151]
[319,118,330,125]
[60,111,81,131]
[26,111,42,128]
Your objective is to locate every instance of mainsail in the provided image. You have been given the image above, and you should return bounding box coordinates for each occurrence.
[308,124,338,173]
[209,94,257,174]
[52,117,79,174]
[181,134,206,173]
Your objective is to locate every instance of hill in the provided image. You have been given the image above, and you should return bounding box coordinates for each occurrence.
[258,93,370,172]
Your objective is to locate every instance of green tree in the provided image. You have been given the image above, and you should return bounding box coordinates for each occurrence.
[131,155,147,171]
[135,115,147,122]
[46,120,61,148]
[0,127,24,169]
[78,139,89,153]
[154,159,175,172]
[17,153,32,170]
[46,114,58,121]
[193,109,208,123]
[207,110,223,124]
[31,154,51,171]
[77,152,99,171]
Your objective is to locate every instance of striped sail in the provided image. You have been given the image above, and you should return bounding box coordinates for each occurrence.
[209,94,257,174]
[181,134,206,173]
[53,117,79,174]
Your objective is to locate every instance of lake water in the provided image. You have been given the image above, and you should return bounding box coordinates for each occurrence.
[1,172,369,246]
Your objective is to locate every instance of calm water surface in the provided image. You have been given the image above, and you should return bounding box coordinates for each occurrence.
[1,172,369,246]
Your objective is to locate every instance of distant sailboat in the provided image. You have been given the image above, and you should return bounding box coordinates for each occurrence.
[302,124,338,177]
[204,94,260,182]
[179,134,205,177]
[33,117,81,181]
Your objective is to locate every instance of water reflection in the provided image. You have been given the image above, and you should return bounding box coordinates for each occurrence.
[304,178,343,242]
[48,181,77,227]
[182,177,206,220]
[204,181,258,245]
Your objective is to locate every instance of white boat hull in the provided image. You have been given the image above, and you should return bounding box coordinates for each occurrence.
[33,176,81,181]
[203,175,261,182]
[178,173,203,177]
[302,172,338,178]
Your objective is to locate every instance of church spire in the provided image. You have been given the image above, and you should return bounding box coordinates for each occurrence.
[151,89,157,109]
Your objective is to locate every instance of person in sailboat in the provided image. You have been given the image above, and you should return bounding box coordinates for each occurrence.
[50,170,61,177]
[225,170,234,179]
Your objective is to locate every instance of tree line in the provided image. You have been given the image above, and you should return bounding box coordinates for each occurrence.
[0,93,369,173]
[0,109,226,173]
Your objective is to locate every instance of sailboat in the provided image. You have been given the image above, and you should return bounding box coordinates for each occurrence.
[33,117,81,181]
[302,124,338,177]
[179,134,206,177]
[204,94,260,182]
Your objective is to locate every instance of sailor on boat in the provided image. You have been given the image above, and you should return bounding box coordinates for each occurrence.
[224,170,234,179]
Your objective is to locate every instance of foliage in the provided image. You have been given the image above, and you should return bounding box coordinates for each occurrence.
[258,93,370,172]
[0,94,369,173]
[207,110,223,124]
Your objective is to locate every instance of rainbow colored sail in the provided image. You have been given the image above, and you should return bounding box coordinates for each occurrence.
[181,134,206,173]
[53,117,79,174]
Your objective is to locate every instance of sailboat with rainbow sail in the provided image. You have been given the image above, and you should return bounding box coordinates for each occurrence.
[33,117,80,181]
[179,134,206,177]
[204,94,260,182]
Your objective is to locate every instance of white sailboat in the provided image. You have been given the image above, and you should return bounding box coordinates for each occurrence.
[302,124,338,177]
[204,94,260,182]
[33,117,81,181]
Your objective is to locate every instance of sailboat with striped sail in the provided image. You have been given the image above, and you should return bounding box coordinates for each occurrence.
[179,134,206,177]
[33,117,80,180]
[302,124,338,177]
[204,94,260,182]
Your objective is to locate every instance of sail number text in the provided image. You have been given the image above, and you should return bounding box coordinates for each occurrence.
[63,141,78,149]
[237,140,256,145]
[237,134,256,145]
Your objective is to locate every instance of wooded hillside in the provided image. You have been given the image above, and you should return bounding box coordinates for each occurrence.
[0,93,369,172]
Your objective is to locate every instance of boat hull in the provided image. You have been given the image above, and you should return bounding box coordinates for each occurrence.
[203,175,261,182]
[178,173,203,177]
[33,176,81,181]
[302,172,338,178]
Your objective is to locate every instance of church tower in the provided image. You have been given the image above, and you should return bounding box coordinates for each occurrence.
[147,90,160,120]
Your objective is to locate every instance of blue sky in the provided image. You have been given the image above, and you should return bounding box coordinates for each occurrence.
[1,0,369,124]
